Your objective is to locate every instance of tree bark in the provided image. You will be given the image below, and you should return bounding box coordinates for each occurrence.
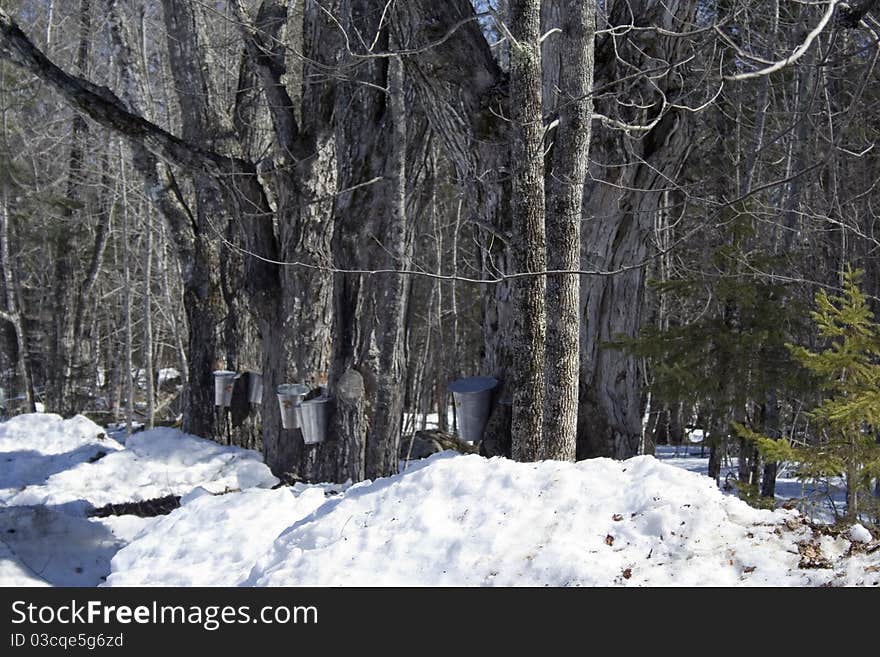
[142,203,154,430]
[578,0,699,460]
[508,0,546,462]
[541,0,595,461]
[160,0,230,440]
[333,368,366,483]
[119,145,134,436]
[328,2,412,481]
[0,195,35,412]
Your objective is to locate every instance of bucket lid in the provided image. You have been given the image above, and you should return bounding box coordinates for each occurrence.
[213,370,237,378]
[447,376,499,394]
[301,396,330,405]
[277,383,310,396]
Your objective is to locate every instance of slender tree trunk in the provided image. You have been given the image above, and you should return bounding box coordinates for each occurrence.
[119,146,133,436]
[845,462,859,523]
[541,0,595,460]
[758,395,780,497]
[0,194,35,412]
[365,51,411,478]
[142,204,154,429]
[44,0,54,49]
[508,0,546,462]
[71,150,112,409]
[762,48,817,496]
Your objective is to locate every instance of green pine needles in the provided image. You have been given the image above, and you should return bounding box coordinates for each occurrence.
[736,268,880,523]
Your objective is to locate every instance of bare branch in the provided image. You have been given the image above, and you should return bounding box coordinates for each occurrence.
[725,0,842,81]
[0,7,256,180]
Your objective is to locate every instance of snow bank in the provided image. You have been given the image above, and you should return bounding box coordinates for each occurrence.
[241,453,878,587]
[105,487,327,587]
[5,427,278,509]
[0,413,116,455]
[0,414,122,500]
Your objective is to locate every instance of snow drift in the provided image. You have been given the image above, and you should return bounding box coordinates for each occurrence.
[0,413,122,501]
[3,423,278,509]
[105,487,327,587]
[104,452,879,587]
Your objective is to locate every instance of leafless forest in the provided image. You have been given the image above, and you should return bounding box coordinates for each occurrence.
[1,0,879,502]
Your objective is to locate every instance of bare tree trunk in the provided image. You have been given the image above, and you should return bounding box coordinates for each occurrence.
[367,51,411,478]
[44,0,54,49]
[159,226,187,394]
[541,0,595,460]
[71,150,112,410]
[328,5,412,481]
[104,0,223,438]
[142,204,154,429]
[508,0,546,462]
[0,194,35,412]
[231,0,336,477]
[119,145,133,436]
[260,315,295,480]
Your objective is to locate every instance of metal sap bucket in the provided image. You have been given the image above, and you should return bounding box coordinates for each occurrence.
[213,371,238,407]
[247,372,263,405]
[447,376,498,443]
[299,396,330,445]
[276,383,309,429]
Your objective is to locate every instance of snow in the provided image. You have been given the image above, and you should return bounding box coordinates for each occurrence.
[0,505,130,586]
[654,445,848,523]
[2,412,878,588]
[4,427,278,509]
[0,414,123,502]
[849,524,873,543]
[685,428,705,443]
[0,541,50,586]
[157,367,181,385]
[104,452,878,587]
[247,454,809,586]
[0,413,117,457]
[0,415,278,586]
[105,487,327,587]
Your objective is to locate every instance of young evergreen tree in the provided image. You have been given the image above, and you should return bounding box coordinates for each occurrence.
[738,268,880,523]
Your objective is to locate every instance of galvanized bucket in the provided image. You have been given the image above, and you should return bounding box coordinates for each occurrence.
[299,396,330,445]
[213,370,237,407]
[276,383,309,429]
[447,376,498,443]
[248,372,263,405]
